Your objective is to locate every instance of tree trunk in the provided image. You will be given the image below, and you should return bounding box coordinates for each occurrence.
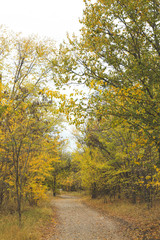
[52,174,57,197]
[15,156,22,225]
[16,180,22,225]
[0,180,5,206]
[91,182,97,199]
[0,188,4,205]
[131,191,136,204]
[157,144,160,167]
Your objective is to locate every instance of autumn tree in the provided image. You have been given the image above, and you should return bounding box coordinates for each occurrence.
[53,0,160,166]
[0,30,63,223]
[70,115,159,207]
[51,0,160,204]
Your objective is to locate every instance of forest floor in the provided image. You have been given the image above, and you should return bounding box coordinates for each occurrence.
[81,196,160,240]
[41,193,160,240]
[43,194,127,240]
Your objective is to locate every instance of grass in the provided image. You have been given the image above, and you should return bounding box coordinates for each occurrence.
[82,196,160,240]
[0,196,54,240]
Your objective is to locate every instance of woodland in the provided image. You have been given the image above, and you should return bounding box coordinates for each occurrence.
[0,0,160,235]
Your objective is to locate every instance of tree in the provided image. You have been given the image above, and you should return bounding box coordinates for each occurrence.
[0,30,63,224]
[71,115,159,206]
[54,0,160,166]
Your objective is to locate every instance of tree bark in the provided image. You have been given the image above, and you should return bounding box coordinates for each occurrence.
[52,174,57,197]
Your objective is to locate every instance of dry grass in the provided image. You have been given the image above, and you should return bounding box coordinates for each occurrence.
[0,197,54,240]
[82,197,160,240]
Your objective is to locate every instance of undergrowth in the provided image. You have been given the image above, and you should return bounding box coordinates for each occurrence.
[0,197,53,240]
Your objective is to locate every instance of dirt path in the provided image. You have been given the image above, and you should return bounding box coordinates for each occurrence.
[50,195,126,240]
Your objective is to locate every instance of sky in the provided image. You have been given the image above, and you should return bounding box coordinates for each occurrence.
[0,0,85,43]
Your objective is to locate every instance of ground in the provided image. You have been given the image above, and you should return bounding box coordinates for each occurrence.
[47,194,127,240]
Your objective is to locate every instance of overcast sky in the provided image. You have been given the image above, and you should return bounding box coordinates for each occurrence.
[0,0,85,43]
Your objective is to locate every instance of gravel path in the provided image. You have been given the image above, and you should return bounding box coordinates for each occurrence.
[50,195,125,240]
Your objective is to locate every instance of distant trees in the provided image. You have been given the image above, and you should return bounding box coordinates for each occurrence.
[46,152,71,196]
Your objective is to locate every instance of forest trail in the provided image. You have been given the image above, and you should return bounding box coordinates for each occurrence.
[50,195,126,240]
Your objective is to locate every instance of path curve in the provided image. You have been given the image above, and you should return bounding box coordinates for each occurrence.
[50,195,126,240]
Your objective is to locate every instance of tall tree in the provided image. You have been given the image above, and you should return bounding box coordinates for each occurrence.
[0,31,62,224]
[54,0,160,165]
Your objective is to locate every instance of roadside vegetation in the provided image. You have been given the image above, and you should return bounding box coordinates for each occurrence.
[82,195,160,240]
[0,195,54,240]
